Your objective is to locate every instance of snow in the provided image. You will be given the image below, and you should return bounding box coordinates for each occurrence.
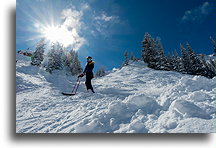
[16,54,216,133]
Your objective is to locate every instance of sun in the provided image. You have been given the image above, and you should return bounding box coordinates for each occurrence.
[42,25,76,47]
[43,26,61,43]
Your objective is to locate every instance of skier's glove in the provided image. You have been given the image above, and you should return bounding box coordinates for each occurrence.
[78,73,85,78]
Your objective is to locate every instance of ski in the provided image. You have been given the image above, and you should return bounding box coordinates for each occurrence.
[62,92,76,96]
[62,78,81,96]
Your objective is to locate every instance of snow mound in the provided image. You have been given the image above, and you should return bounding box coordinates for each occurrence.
[123,93,161,115]
[169,99,211,119]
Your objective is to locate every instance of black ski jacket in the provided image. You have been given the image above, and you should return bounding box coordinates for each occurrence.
[84,61,94,78]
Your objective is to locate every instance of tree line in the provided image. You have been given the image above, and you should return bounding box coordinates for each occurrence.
[30,39,106,77]
[141,32,215,78]
[124,33,215,78]
[31,39,82,75]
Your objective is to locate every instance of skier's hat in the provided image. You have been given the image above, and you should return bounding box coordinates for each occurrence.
[86,56,92,59]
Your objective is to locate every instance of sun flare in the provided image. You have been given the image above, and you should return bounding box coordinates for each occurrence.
[42,25,78,48]
[43,26,61,43]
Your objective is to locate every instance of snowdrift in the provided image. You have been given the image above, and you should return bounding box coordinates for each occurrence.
[16,54,216,133]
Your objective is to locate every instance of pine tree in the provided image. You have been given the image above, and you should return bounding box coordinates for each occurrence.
[60,48,67,63]
[177,57,185,73]
[72,52,83,75]
[155,38,166,70]
[57,43,66,69]
[199,56,215,78]
[31,39,45,66]
[180,44,189,73]
[64,49,83,75]
[207,36,216,78]
[142,32,158,68]
[64,51,72,73]
[96,67,105,77]
[164,52,173,71]
[130,52,135,61]
[186,42,204,75]
[69,49,76,75]
[170,50,178,72]
[44,43,63,73]
[210,36,216,54]
[124,51,129,66]
[209,59,215,72]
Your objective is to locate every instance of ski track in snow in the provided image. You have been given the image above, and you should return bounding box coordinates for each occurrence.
[16,55,216,133]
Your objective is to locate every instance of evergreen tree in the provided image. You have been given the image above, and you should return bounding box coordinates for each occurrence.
[45,44,62,73]
[31,39,45,66]
[155,38,166,70]
[177,56,185,73]
[209,59,216,72]
[199,56,214,78]
[180,44,189,73]
[96,67,105,77]
[72,52,83,75]
[124,51,129,66]
[142,32,158,68]
[130,52,135,61]
[60,48,67,64]
[164,52,173,71]
[64,51,72,73]
[170,50,178,72]
[44,43,64,73]
[210,36,216,54]
[56,43,66,69]
[186,42,204,75]
[64,49,83,75]
[69,49,76,75]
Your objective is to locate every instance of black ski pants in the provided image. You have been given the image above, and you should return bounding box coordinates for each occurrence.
[85,75,94,92]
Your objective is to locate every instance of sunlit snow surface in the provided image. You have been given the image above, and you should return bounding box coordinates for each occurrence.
[16,54,216,133]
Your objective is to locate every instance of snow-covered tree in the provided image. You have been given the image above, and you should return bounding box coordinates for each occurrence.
[209,58,215,70]
[176,57,185,73]
[72,51,83,75]
[155,38,166,70]
[170,50,178,72]
[44,43,63,73]
[130,52,135,61]
[186,42,204,75]
[64,49,82,75]
[96,67,106,77]
[31,39,45,66]
[44,46,82,75]
[163,52,172,71]
[124,51,129,66]
[180,44,190,73]
[210,36,216,54]
[142,32,158,69]
[199,55,215,78]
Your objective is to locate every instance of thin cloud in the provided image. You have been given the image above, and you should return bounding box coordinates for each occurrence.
[81,3,91,11]
[94,12,118,22]
[92,12,120,37]
[181,1,214,23]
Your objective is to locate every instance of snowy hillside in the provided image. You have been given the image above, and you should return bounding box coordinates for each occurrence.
[16,54,216,133]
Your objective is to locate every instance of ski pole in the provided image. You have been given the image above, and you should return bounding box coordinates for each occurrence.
[73,79,81,95]
[71,78,79,93]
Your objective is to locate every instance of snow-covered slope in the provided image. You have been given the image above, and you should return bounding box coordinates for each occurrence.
[16,54,216,133]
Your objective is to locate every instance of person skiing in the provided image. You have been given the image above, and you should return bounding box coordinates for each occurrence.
[78,56,95,93]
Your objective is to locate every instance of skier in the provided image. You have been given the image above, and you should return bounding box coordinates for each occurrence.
[78,56,95,93]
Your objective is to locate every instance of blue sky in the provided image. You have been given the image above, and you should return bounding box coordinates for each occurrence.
[16,0,215,71]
